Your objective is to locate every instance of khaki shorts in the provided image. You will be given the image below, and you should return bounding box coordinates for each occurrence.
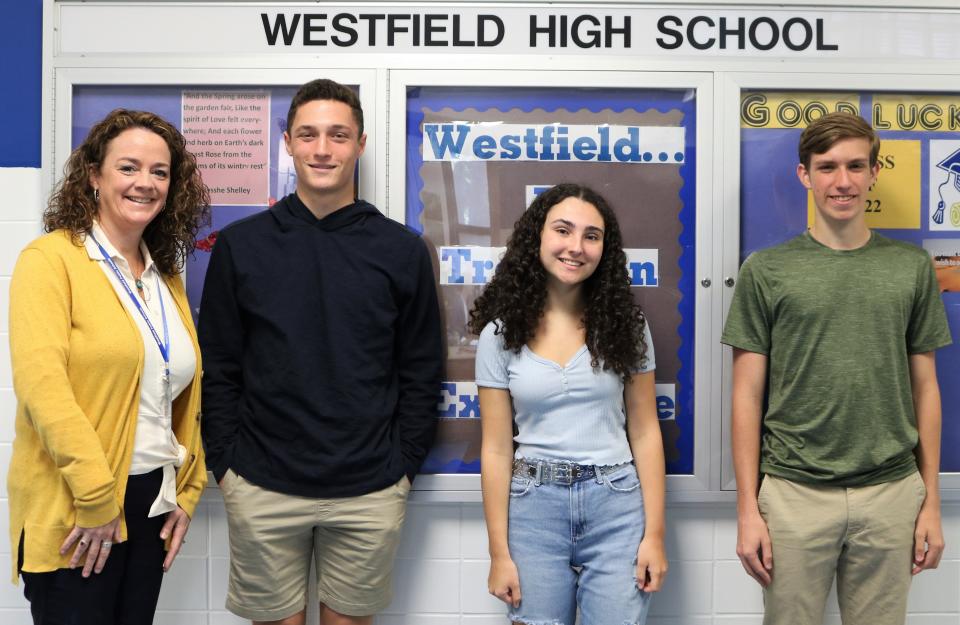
[220,469,411,621]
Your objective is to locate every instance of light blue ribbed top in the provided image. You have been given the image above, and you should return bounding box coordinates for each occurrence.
[475,319,656,466]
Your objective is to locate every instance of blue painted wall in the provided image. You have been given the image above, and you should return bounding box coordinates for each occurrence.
[0,0,42,167]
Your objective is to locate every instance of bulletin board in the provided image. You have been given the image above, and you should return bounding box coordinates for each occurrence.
[406,85,697,476]
[389,70,715,493]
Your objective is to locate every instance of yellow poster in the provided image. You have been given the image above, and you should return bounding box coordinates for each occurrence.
[741,92,859,129]
[806,140,921,230]
[873,95,960,132]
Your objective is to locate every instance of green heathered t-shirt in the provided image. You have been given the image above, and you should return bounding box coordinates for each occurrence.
[721,231,952,487]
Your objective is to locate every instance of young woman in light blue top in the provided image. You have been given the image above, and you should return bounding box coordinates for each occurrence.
[471,183,667,625]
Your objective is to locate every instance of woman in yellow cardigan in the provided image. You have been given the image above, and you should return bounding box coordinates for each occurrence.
[9,109,211,624]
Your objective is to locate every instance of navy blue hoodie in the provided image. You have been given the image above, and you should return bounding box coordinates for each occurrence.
[199,193,442,497]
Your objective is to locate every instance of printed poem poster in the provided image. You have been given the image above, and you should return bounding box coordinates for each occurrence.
[182,91,270,205]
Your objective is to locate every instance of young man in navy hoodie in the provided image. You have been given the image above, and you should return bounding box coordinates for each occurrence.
[200,79,443,625]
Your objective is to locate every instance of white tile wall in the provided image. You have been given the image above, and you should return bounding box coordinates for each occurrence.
[713,560,764,614]
[649,560,714,617]
[714,617,763,625]
[0,169,43,222]
[941,504,960,560]
[0,554,26,609]
[158,557,209,611]
[209,611,249,625]
[1,167,959,624]
[396,503,460,559]
[154,613,208,625]
[0,500,9,557]
[208,501,231,559]
[386,558,461,614]
[458,617,505,625]
[459,560,502,614]
[0,337,11,394]
[460,504,490,559]
[907,561,960,613]
[379,616,459,625]
[0,224,42,278]
[0,277,10,336]
[0,444,12,500]
[0,609,33,625]
[208,556,231,612]
[179,504,210,559]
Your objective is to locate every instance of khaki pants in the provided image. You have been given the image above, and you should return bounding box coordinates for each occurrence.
[758,472,926,625]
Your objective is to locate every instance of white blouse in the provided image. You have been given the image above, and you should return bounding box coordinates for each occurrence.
[85,222,196,518]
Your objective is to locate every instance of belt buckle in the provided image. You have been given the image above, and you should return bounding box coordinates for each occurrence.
[553,462,574,485]
[514,459,534,480]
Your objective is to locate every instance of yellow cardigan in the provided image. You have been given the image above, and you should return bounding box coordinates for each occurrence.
[7,230,207,582]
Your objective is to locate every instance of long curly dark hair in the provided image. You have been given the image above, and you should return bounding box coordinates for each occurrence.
[44,109,211,276]
[469,183,647,379]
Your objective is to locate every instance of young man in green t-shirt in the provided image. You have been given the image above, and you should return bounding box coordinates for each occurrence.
[722,112,952,625]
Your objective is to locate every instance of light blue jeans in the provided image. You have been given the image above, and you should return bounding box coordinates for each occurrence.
[507,461,650,625]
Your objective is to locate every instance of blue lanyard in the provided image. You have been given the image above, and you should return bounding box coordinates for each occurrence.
[90,233,171,381]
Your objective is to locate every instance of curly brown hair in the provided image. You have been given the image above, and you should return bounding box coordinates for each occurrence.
[468,183,647,379]
[44,109,211,276]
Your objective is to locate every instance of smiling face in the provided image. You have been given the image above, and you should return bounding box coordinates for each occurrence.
[797,136,879,227]
[89,127,171,239]
[284,98,366,213]
[539,196,605,290]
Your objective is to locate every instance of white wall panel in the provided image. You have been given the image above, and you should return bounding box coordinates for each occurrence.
[0,169,42,222]
[0,224,40,278]
[0,277,10,334]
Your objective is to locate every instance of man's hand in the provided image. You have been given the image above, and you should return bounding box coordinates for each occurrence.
[912,504,945,575]
[737,510,773,587]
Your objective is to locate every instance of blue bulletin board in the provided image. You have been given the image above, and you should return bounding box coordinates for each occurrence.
[741,91,960,472]
[406,86,698,475]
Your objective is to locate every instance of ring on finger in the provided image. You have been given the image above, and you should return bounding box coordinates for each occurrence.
[79,539,88,547]
[102,541,113,548]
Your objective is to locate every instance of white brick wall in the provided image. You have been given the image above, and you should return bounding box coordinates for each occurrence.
[2,166,959,624]
[1,166,43,625]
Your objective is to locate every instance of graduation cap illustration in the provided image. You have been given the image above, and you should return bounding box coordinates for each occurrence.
[933,147,960,225]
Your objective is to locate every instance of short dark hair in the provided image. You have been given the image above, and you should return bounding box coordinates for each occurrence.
[286,78,364,136]
[798,112,879,168]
